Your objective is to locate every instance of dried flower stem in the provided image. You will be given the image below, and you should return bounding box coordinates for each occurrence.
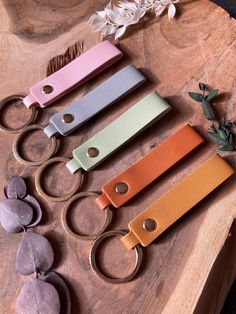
[88,0,179,40]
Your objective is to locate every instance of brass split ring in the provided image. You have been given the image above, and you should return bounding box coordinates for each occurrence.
[89,230,143,283]
[12,124,58,166]
[62,192,112,240]
[35,156,83,202]
[0,95,37,133]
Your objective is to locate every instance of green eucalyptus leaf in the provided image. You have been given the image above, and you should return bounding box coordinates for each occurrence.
[221,118,228,126]
[210,124,217,132]
[219,145,235,152]
[222,119,233,128]
[188,84,235,152]
[199,83,206,91]
[207,132,229,146]
[218,128,227,140]
[202,99,215,120]
[188,92,203,102]
[206,89,218,101]
[220,125,230,137]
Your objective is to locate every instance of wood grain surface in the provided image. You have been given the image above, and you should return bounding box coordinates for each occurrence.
[0,1,236,313]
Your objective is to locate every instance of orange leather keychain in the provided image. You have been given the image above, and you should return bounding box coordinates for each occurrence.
[62,124,204,240]
[89,154,234,283]
[96,124,204,209]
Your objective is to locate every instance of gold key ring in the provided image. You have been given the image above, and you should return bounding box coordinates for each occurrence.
[90,230,143,283]
[35,156,83,202]
[62,192,112,240]
[12,124,58,166]
[0,95,37,133]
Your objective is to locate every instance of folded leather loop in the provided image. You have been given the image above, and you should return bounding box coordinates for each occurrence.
[66,92,171,174]
[43,65,146,138]
[121,154,234,249]
[96,124,204,210]
[23,41,123,108]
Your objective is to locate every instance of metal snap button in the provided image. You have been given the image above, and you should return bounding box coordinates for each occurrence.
[42,85,53,94]
[115,182,128,194]
[62,114,74,123]
[87,147,99,158]
[143,219,157,232]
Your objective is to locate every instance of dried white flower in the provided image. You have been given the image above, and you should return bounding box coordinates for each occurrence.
[168,3,176,20]
[88,0,179,40]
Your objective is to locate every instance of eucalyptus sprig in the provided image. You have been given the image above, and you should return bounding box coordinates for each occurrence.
[188,83,218,120]
[188,83,236,152]
[208,120,236,151]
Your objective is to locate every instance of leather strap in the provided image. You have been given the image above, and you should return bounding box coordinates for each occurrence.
[121,154,234,249]
[43,65,146,137]
[23,41,123,108]
[96,124,204,209]
[66,92,171,174]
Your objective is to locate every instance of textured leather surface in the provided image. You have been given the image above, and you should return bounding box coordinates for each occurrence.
[121,154,234,249]
[96,124,204,209]
[23,41,123,108]
[66,92,171,174]
[43,65,146,137]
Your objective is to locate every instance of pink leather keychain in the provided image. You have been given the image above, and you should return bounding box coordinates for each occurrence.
[23,41,123,108]
[0,41,123,134]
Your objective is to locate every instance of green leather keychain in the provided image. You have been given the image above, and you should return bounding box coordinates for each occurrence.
[66,91,171,173]
[35,92,171,202]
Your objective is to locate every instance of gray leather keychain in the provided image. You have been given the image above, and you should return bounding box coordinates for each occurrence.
[13,65,146,166]
[43,65,146,137]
